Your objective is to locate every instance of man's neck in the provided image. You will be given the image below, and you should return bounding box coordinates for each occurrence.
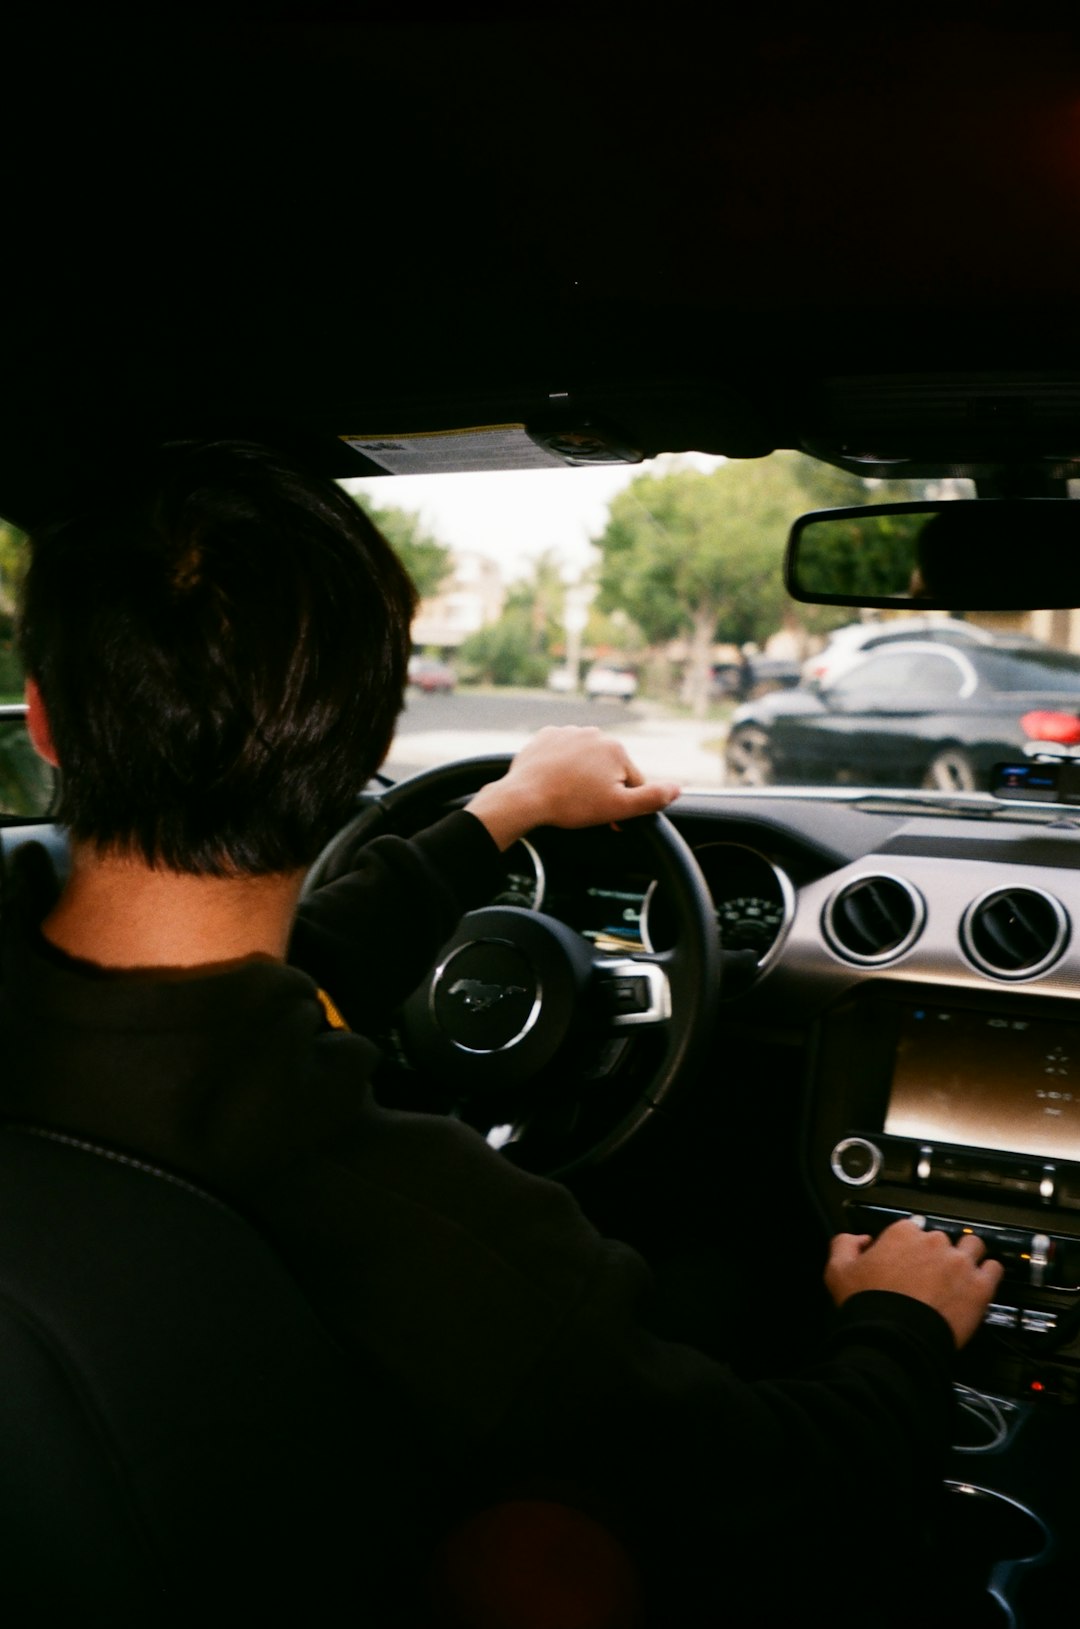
[42,846,306,972]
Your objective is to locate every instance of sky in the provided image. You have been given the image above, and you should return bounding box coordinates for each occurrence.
[341,453,725,582]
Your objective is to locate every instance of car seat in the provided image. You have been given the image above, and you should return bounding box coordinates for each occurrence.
[0,1123,645,1628]
[0,1123,431,1625]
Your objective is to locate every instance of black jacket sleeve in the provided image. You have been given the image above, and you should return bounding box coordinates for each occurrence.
[254,1093,956,1628]
[288,809,504,1031]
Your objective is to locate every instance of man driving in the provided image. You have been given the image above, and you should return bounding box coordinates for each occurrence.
[3,441,1003,1625]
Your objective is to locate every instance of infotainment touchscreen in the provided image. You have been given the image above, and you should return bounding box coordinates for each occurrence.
[885,1004,1080,1162]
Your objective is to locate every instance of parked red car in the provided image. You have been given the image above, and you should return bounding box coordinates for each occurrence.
[407,657,456,694]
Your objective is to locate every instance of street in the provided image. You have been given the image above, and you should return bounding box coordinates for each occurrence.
[386,688,729,786]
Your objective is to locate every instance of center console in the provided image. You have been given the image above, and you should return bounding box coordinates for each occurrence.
[806,984,1080,1622]
[808,984,1080,1395]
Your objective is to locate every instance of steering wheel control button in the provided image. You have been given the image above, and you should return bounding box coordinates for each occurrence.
[593,959,671,1027]
[830,1137,882,1187]
[433,941,539,1053]
[602,975,652,1015]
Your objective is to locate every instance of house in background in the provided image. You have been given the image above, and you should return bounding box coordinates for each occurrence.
[411,552,505,654]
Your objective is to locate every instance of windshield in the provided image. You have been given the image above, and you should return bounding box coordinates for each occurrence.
[343,453,1070,802]
[3,455,1072,819]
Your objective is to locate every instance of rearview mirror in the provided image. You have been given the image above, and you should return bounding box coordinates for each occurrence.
[785,499,1080,610]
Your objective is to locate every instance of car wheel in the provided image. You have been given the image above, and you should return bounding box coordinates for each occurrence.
[724,724,774,787]
[921,747,978,793]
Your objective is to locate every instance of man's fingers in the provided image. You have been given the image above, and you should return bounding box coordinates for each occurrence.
[955,1230,988,1262]
[980,1257,1006,1291]
[616,781,681,816]
[827,1232,872,1269]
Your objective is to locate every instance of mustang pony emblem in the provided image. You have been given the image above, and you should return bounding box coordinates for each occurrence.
[448,978,528,1014]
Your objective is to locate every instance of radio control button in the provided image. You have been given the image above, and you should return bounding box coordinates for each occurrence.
[831,1137,882,1187]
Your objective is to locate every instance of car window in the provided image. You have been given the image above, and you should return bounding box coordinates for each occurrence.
[828,655,919,702]
[902,653,969,699]
[0,515,25,702]
[972,649,1080,694]
[0,515,53,818]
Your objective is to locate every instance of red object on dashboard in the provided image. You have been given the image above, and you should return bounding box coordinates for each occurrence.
[1021,710,1080,744]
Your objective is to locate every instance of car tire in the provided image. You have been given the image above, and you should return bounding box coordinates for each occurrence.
[921,747,978,793]
[724,724,774,787]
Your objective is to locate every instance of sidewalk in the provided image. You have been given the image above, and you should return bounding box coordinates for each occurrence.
[385,705,729,788]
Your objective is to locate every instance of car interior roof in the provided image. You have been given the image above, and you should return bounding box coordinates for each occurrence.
[2,16,1080,524]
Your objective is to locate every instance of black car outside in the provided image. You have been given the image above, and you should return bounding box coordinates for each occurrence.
[725,639,1080,792]
[710,654,802,702]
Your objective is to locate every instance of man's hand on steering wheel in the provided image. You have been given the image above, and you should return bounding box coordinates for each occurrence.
[465,727,681,852]
[303,730,717,1175]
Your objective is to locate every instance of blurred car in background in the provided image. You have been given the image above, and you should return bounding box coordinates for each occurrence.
[800,616,995,689]
[407,656,456,694]
[546,666,576,693]
[711,654,802,701]
[583,664,638,701]
[725,637,1080,791]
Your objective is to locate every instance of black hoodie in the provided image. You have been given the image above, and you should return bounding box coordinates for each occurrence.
[0,813,955,1624]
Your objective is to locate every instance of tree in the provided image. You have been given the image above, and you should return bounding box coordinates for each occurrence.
[594,455,938,713]
[458,610,549,687]
[458,553,566,688]
[503,549,566,656]
[594,459,804,714]
[350,496,452,601]
[0,520,27,619]
[0,521,27,699]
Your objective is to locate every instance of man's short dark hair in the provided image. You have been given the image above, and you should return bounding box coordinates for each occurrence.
[19,441,417,875]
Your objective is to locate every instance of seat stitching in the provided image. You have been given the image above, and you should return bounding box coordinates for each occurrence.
[1,1125,230,1212]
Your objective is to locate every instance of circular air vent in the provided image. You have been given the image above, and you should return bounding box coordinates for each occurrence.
[823,874,926,965]
[961,887,1069,980]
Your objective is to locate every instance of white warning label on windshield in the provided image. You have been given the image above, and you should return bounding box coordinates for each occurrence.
[341,425,564,474]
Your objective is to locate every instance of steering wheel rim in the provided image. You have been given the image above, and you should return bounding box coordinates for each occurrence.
[304,755,720,1176]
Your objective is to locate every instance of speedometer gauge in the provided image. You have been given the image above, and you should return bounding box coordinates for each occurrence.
[693,843,795,974]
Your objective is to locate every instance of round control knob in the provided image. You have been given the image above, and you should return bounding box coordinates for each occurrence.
[831,1137,882,1188]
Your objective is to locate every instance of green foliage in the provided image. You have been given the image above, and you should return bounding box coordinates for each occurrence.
[593,455,942,707]
[0,520,27,618]
[463,552,578,685]
[795,511,925,600]
[585,604,645,657]
[458,610,549,687]
[0,720,54,816]
[595,458,806,651]
[351,495,452,601]
[0,520,28,698]
[595,459,812,713]
[503,550,566,652]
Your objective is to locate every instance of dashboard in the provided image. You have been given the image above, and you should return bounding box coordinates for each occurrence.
[494,830,796,975]
[486,787,1080,1419]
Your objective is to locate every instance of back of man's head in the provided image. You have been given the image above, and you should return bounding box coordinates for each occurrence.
[20,441,416,876]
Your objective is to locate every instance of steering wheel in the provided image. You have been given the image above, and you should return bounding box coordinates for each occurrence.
[304,756,720,1176]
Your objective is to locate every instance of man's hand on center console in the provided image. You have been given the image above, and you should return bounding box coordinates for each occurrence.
[824,1218,1005,1348]
[466,726,681,853]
